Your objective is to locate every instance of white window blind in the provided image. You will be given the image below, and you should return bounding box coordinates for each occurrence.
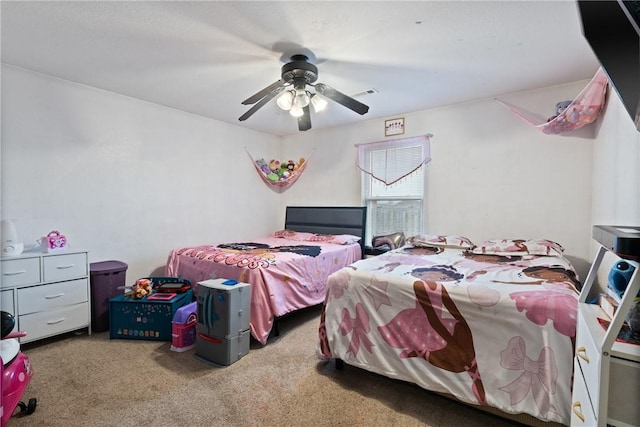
[356,134,431,185]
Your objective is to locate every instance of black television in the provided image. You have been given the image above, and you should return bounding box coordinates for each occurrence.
[577,0,640,130]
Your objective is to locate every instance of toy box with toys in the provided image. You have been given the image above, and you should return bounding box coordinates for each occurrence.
[109,277,193,341]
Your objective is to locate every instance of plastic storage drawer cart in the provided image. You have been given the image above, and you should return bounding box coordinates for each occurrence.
[195,279,250,366]
[196,330,251,366]
[109,290,193,341]
[89,260,128,332]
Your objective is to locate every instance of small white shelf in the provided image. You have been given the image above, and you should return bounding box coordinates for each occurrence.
[579,302,640,362]
[571,232,640,427]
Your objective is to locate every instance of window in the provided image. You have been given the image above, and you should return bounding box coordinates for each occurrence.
[356,135,431,245]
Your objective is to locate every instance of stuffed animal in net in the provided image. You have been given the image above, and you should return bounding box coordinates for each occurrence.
[547,100,572,122]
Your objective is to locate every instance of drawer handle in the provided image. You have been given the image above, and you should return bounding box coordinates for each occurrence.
[572,401,585,422]
[46,318,66,325]
[45,293,65,299]
[56,264,76,269]
[576,346,590,363]
[3,270,27,276]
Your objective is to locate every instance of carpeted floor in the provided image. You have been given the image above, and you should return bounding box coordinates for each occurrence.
[7,306,524,427]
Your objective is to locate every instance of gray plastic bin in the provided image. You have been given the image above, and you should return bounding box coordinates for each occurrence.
[90,260,128,332]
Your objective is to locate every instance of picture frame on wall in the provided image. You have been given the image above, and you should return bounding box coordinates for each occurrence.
[384,117,405,136]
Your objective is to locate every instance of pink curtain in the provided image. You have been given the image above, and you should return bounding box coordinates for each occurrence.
[496,68,608,135]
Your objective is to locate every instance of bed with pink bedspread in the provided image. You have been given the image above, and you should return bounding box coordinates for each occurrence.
[317,235,580,425]
[166,206,367,345]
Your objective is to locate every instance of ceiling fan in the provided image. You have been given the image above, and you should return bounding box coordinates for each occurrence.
[238,53,370,131]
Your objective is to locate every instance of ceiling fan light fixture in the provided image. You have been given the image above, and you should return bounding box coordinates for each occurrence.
[239,51,369,131]
[311,94,328,113]
[289,105,304,117]
[276,90,294,110]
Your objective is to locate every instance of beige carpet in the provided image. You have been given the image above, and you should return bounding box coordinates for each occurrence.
[8,306,524,427]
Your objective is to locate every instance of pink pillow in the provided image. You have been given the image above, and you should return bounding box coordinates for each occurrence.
[270,230,360,245]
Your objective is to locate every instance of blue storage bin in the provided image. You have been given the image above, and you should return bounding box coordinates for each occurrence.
[109,290,193,341]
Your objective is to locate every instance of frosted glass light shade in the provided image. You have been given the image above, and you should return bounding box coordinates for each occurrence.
[311,95,328,112]
[289,105,304,117]
[293,89,310,108]
[276,91,294,110]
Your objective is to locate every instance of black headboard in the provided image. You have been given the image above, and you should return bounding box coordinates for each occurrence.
[284,206,367,256]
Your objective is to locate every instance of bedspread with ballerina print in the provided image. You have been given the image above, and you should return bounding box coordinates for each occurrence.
[317,245,579,425]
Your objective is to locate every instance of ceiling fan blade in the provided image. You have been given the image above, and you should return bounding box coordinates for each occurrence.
[242,79,286,105]
[298,105,312,131]
[239,85,286,121]
[314,83,369,115]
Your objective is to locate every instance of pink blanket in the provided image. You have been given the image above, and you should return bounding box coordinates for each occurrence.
[167,235,361,344]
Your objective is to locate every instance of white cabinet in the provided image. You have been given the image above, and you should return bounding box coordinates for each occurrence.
[571,226,640,427]
[1,250,91,343]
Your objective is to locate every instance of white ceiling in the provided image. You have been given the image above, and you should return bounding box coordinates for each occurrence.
[1,1,600,137]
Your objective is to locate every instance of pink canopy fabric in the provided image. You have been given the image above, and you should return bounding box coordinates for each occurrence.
[496,68,608,135]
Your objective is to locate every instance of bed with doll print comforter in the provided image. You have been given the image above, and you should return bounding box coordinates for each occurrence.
[166,231,361,344]
[317,240,579,425]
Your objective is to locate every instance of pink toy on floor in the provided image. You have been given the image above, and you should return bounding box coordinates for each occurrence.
[1,311,36,426]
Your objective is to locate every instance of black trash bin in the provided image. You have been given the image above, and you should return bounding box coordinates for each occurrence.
[90,260,128,333]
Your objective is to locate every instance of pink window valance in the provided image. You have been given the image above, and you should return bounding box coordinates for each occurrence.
[355,134,432,186]
[495,68,608,135]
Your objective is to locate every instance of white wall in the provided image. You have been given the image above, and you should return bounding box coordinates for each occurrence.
[282,80,596,279]
[5,63,633,285]
[1,65,283,282]
[591,89,640,226]
[588,83,640,286]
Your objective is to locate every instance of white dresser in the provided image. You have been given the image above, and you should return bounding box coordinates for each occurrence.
[571,226,640,427]
[1,250,91,343]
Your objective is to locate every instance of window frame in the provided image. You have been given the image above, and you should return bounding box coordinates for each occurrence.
[356,135,431,245]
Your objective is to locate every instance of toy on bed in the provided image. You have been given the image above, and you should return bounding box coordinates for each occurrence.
[371,231,406,250]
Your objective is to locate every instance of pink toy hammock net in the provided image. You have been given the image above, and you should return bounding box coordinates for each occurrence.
[496,68,608,135]
[246,148,313,192]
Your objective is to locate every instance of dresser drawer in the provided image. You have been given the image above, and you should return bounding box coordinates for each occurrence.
[43,253,87,282]
[571,362,597,426]
[17,279,88,315]
[19,302,89,343]
[1,257,40,288]
[1,288,15,313]
[1,289,16,335]
[575,310,602,408]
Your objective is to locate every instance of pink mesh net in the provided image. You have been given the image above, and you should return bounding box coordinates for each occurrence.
[247,148,312,192]
[497,68,608,135]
